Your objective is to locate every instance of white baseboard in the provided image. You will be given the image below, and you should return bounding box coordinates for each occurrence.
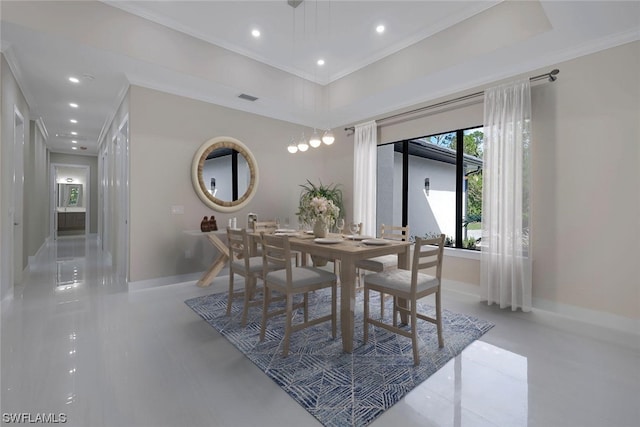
[28,239,49,269]
[128,268,230,291]
[1,286,14,309]
[443,279,639,348]
[443,279,482,298]
[532,297,639,337]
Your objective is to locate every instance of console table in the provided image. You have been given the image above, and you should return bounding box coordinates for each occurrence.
[185,230,231,287]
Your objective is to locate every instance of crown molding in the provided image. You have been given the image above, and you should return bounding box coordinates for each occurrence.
[328,28,640,129]
[35,117,49,141]
[1,44,36,113]
[97,81,131,148]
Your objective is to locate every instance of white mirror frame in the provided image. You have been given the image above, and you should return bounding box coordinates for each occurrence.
[191,136,259,213]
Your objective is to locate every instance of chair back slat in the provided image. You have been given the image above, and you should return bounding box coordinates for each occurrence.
[380,224,409,241]
[227,228,251,270]
[253,220,278,233]
[261,233,292,286]
[410,234,445,294]
[416,259,439,270]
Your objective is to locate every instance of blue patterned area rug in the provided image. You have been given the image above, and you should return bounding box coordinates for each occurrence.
[185,289,493,426]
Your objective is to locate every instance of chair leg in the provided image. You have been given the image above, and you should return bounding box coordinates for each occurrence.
[380,292,385,318]
[436,288,444,348]
[241,276,255,327]
[283,294,293,357]
[363,287,370,344]
[331,283,337,339]
[226,271,234,316]
[411,301,420,365]
[392,296,398,327]
[259,286,270,341]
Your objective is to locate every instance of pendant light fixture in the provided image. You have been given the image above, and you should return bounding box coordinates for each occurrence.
[297,133,309,152]
[321,0,335,146]
[286,0,336,153]
[287,137,299,153]
[322,129,335,145]
[309,129,321,147]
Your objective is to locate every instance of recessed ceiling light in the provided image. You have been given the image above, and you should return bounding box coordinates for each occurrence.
[71,147,78,150]
[251,29,261,38]
[376,25,385,34]
[69,103,78,108]
[70,131,78,136]
[317,59,325,66]
[69,119,77,124]
[71,140,77,144]
[68,76,80,83]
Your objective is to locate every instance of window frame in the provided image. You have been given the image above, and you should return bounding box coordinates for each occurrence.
[381,124,483,251]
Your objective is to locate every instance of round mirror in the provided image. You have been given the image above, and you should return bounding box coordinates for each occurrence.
[191,136,259,212]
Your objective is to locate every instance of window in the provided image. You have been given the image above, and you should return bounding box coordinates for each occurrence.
[376,126,484,250]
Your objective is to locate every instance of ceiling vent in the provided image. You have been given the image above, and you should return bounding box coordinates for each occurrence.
[238,93,259,102]
[288,0,303,8]
[55,133,86,141]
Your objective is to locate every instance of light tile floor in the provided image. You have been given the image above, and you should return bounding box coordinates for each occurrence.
[1,236,638,426]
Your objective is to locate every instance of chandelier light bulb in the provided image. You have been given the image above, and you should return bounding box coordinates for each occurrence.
[322,129,335,145]
[288,143,298,153]
[309,130,321,148]
[297,133,309,152]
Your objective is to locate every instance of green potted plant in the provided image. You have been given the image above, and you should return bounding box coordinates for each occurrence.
[296,180,344,237]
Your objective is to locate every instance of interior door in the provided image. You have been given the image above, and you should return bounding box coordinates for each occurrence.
[12,108,25,286]
[115,118,129,282]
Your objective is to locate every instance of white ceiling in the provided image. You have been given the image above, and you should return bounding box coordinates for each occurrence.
[1,1,639,156]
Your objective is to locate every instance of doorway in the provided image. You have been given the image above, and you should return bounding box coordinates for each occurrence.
[51,164,90,239]
[11,107,25,286]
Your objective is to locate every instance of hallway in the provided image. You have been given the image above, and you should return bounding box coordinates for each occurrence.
[1,236,638,426]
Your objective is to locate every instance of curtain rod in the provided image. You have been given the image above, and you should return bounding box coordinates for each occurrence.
[344,69,560,133]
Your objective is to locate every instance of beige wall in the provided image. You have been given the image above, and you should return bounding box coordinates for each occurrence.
[531,41,639,320]
[49,153,99,234]
[1,54,31,300]
[128,85,352,283]
[126,41,638,325]
[25,121,49,261]
[355,41,640,322]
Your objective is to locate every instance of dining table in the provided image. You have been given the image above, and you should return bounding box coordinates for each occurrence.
[250,231,412,353]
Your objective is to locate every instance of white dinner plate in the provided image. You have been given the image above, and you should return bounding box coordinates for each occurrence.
[275,229,296,233]
[314,238,342,244]
[345,235,373,240]
[274,232,299,237]
[362,239,390,246]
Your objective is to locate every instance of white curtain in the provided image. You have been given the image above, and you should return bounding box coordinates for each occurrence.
[353,121,377,237]
[481,79,532,312]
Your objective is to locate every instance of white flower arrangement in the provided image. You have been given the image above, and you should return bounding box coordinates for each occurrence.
[298,196,340,227]
[296,180,344,229]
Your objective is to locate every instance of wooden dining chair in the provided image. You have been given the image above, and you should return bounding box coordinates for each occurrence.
[356,224,410,316]
[363,234,445,366]
[226,227,275,326]
[260,233,337,357]
[252,220,278,234]
[252,220,300,266]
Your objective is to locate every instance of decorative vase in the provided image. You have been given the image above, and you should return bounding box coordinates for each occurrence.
[209,216,218,231]
[201,216,210,232]
[313,219,328,238]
